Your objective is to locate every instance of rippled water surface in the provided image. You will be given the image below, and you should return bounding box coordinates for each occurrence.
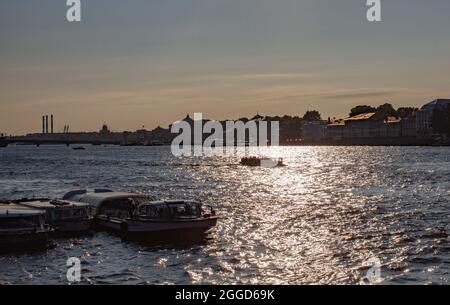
[0,145,449,284]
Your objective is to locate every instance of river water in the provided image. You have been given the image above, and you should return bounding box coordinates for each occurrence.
[0,145,449,284]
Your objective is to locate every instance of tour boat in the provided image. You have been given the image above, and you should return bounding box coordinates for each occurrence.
[117,200,218,240]
[62,189,156,229]
[240,156,285,167]
[15,199,93,234]
[0,203,50,252]
[62,189,218,241]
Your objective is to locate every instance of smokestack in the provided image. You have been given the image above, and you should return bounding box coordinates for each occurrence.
[51,115,54,134]
[45,115,49,134]
[42,116,45,134]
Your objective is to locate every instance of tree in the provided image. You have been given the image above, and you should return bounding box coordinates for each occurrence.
[432,105,450,137]
[265,115,281,122]
[349,105,376,117]
[302,110,322,122]
[375,103,397,119]
[397,107,418,118]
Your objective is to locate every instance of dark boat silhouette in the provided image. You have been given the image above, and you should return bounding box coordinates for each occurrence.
[62,189,218,242]
[240,156,285,167]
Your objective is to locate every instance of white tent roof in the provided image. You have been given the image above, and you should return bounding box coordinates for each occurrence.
[63,190,154,207]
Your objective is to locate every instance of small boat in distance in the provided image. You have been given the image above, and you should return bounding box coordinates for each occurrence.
[72,146,86,150]
[0,203,50,252]
[15,199,93,234]
[240,156,285,167]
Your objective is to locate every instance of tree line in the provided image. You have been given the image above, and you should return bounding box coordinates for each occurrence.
[349,103,418,119]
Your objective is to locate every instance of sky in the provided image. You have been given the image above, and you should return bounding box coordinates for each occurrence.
[1,0,450,134]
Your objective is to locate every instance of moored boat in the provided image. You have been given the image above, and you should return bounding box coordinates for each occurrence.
[0,203,50,252]
[62,189,156,231]
[62,189,218,241]
[15,199,93,234]
[119,200,218,240]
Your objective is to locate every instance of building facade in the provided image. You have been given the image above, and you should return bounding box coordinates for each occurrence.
[416,99,450,138]
[302,121,327,141]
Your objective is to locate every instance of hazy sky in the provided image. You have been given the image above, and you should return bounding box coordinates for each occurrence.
[1,0,449,134]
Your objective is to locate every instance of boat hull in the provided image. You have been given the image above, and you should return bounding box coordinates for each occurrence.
[50,219,92,234]
[92,215,121,230]
[0,231,48,253]
[94,216,218,242]
[126,217,218,233]
[123,217,218,242]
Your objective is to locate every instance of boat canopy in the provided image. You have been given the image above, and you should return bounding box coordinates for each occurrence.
[62,190,155,208]
[136,200,204,218]
[18,200,90,209]
[138,200,200,209]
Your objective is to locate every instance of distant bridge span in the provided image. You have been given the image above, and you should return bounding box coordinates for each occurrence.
[4,136,121,146]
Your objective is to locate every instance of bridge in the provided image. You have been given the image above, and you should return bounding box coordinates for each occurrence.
[1,134,121,147]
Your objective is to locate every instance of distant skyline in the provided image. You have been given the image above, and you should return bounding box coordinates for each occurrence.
[1,0,450,134]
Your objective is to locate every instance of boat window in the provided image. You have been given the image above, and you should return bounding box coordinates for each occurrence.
[53,209,73,219]
[99,199,134,216]
[189,202,202,216]
[101,199,133,210]
[132,196,155,205]
[170,204,193,217]
[138,205,158,217]
[117,211,127,219]
[89,207,96,216]
[72,208,87,217]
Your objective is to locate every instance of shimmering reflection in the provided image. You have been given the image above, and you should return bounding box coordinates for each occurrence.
[0,146,449,284]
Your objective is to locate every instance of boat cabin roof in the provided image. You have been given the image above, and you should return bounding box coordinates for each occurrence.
[139,200,200,209]
[63,189,155,207]
[18,200,90,209]
[0,203,45,218]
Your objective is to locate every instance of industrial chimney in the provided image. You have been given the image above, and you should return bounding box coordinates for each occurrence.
[45,115,49,134]
[42,116,45,134]
[51,115,54,134]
